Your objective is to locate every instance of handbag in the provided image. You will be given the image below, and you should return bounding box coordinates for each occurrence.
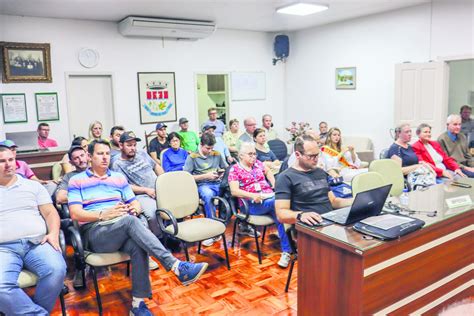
[407,165,436,189]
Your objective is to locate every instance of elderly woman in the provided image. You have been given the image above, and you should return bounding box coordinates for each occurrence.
[88,120,103,142]
[412,123,466,179]
[161,132,188,172]
[320,127,367,181]
[387,123,435,175]
[223,118,242,160]
[228,142,291,268]
[254,128,281,174]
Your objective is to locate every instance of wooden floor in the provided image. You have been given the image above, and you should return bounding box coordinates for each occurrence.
[48,223,298,315]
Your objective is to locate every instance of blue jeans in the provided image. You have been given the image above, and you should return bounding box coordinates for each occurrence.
[0,239,66,315]
[247,197,291,253]
[197,182,220,218]
[461,168,474,178]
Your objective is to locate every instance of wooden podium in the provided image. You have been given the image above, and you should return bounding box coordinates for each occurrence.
[296,180,473,315]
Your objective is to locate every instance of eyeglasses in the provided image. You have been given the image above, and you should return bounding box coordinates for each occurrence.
[245,152,257,157]
[302,153,319,160]
[209,112,217,115]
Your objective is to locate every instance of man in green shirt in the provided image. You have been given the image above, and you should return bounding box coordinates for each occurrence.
[177,117,200,153]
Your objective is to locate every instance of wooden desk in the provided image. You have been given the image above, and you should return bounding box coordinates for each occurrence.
[297,179,473,315]
[17,148,67,180]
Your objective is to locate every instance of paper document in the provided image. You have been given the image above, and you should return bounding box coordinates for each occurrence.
[360,214,415,230]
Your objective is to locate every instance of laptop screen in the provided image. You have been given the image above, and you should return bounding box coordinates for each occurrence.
[5,131,39,151]
[346,184,392,224]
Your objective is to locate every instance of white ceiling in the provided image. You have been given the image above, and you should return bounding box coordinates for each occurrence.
[0,0,430,32]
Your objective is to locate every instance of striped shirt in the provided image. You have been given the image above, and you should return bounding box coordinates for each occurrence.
[67,168,135,211]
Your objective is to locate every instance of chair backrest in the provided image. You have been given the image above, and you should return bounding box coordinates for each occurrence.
[369,159,405,196]
[155,171,199,219]
[144,130,157,153]
[351,172,385,196]
[379,148,389,159]
[52,161,62,181]
[160,147,169,162]
[268,139,288,161]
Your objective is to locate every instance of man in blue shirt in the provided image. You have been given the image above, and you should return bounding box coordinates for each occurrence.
[201,107,225,137]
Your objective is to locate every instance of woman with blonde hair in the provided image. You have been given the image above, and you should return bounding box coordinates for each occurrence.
[320,127,367,181]
[88,120,103,142]
[223,118,243,160]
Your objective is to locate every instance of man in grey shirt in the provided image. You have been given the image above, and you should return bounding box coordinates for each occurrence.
[112,131,164,238]
[0,145,66,315]
[55,145,89,204]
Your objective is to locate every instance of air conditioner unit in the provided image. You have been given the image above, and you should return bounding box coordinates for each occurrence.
[118,16,216,40]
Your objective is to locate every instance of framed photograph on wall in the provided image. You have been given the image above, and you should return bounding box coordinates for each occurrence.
[1,42,52,83]
[336,67,356,89]
[1,93,28,124]
[35,92,59,121]
[137,72,177,124]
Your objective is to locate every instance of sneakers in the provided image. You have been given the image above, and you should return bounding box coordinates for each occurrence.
[238,223,261,237]
[176,261,209,286]
[130,301,152,316]
[148,257,159,271]
[201,235,222,247]
[278,252,291,268]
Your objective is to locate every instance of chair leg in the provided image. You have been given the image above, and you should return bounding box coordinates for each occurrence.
[90,266,103,316]
[126,262,130,277]
[221,234,231,270]
[59,288,67,316]
[262,226,267,243]
[231,218,239,248]
[81,268,87,288]
[285,258,296,292]
[183,242,190,261]
[253,225,262,264]
[197,241,202,254]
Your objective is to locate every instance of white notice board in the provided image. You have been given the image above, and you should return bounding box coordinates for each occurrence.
[230,72,266,101]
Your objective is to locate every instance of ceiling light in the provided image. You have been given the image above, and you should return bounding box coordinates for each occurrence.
[277,3,329,16]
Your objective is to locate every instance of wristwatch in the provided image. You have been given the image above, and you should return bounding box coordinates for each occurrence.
[296,212,303,222]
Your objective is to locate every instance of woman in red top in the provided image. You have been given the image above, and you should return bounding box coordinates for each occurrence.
[412,123,466,179]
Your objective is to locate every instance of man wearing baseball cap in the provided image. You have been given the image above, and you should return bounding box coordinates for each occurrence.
[177,117,200,153]
[149,123,169,165]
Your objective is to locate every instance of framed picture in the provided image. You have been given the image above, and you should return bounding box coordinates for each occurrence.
[35,92,59,121]
[1,42,52,83]
[1,93,28,124]
[137,72,177,124]
[336,67,356,89]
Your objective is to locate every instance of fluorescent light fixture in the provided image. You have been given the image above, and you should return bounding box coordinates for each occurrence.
[277,3,329,16]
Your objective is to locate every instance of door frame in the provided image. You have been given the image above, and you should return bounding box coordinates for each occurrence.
[64,72,117,140]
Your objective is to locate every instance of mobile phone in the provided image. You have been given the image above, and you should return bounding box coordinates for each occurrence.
[451,182,472,188]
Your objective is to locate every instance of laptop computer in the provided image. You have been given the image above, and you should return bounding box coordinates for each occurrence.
[322,184,392,225]
[5,131,40,153]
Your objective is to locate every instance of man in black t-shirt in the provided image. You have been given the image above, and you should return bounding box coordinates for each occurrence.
[149,122,170,165]
[275,135,352,226]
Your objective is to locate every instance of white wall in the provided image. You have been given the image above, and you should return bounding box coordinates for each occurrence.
[0,15,285,147]
[286,1,474,155]
[448,59,474,115]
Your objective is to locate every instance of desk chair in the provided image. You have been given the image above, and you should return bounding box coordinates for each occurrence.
[351,172,385,196]
[369,159,405,196]
[155,171,231,269]
[144,130,157,153]
[268,139,288,161]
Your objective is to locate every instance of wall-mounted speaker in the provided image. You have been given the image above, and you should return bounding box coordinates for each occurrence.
[273,35,289,65]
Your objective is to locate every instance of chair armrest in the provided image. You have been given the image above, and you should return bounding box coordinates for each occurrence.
[60,204,71,219]
[68,224,86,270]
[59,230,67,260]
[235,198,251,221]
[285,224,297,255]
[210,196,232,224]
[156,208,179,236]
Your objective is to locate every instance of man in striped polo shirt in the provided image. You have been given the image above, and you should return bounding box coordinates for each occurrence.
[67,139,208,315]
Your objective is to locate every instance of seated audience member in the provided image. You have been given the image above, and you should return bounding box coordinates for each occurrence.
[112,132,164,238]
[162,132,188,172]
[223,118,243,160]
[184,133,227,246]
[438,114,474,177]
[109,125,125,163]
[387,123,435,175]
[0,140,57,195]
[228,142,291,268]
[60,136,88,175]
[203,124,234,164]
[88,120,103,143]
[37,123,58,149]
[320,127,367,181]
[201,107,226,138]
[254,128,281,174]
[238,117,258,144]
[177,117,200,153]
[68,140,208,315]
[0,145,66,315]
[413,123,468,179]
[262,114,278,141]
[149,123,169,165]
[460,105,473,136]
[317,121,329,147]
[275,135,352,225]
